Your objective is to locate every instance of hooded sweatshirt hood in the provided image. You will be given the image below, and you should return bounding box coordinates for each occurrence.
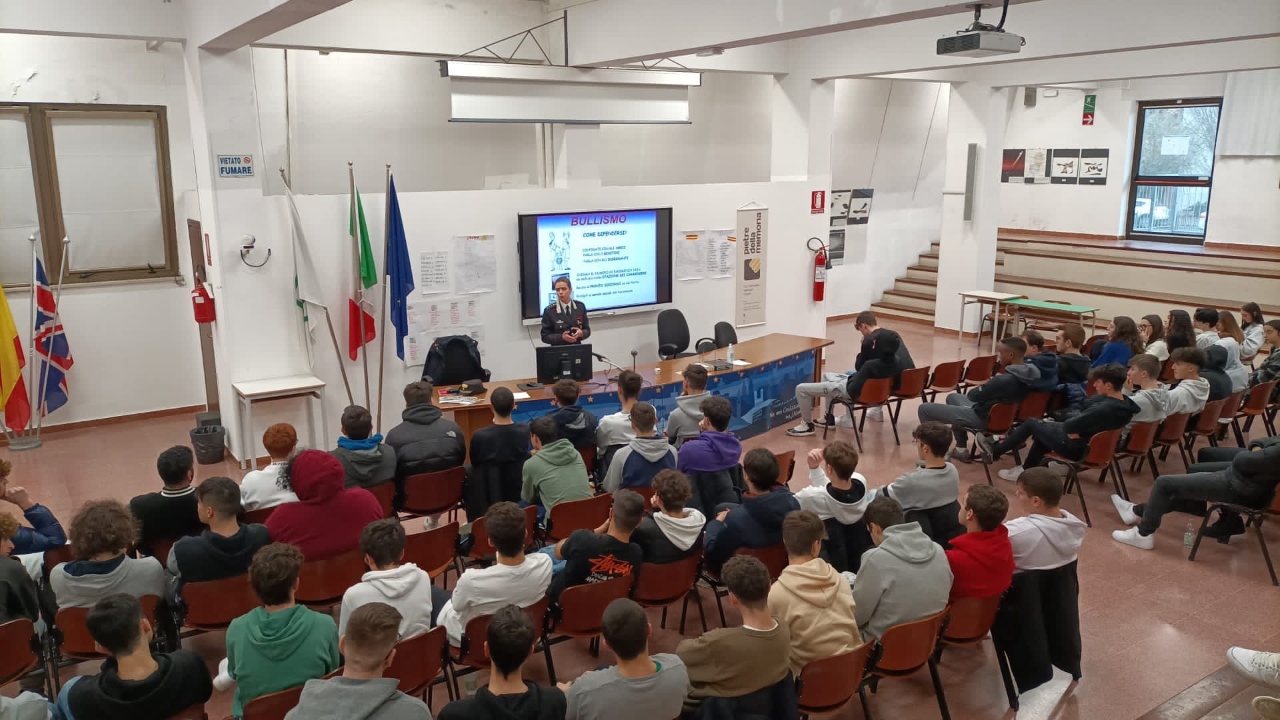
[289,450,344,503]
[360,562,427,600]
[401,403,443,426]
[332,443,396,486]
[288,676,426,720]
[1125,386,1171,423]
[945,526,1015,599]
[66,650,212,720]
[534,438,582,467]
[1005,510,1087,571]
[1166,376,1210,415]
[743,486,798,533]
[776,556,844,608]
[1026,353,1059,390]
[1058,353,1092,384]
[654,508,707,551]
[629,434,675,461]
[677,430,743,473]
[605,435,678,491]
[876,522,942,565]
[475,682,565,720]
[243,605,321,661]
[673,392,707,418]
[1004,363,1041,385]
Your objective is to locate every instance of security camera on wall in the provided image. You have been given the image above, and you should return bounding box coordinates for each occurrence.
[938,1,1025,57]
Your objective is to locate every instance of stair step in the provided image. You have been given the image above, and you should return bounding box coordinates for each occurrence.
[871,302,935,325]
[879,291,936,312]
[996,245,1279,278]
[895,276,937,291]
[994,274,1280,316]
[884,287,936,301]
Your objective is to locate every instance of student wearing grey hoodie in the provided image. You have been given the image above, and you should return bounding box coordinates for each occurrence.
[666,363,710,448]
[1004,467,1087,571]
[852,496,952,641]
[874,422,960,511]
[1123,354,1170,424]
[50,500,167,612]
[602,403,677,493]
[286,603,431,720]
[1164,347,1212,416]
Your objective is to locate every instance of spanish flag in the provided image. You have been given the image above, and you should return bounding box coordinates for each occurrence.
[0,284,31,433]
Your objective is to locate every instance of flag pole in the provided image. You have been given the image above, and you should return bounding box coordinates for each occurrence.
[34,236,70,440]
[350,162,371,408]
[375,164,391,434]
[23,235,38,438]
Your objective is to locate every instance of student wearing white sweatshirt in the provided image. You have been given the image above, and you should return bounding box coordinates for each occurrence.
[1164,347,1212,417]
[1004,468,1087,571]
[338,519,442,640]
[1123,354,1170,424]
[796,441,872,524]
[629,470,706,565]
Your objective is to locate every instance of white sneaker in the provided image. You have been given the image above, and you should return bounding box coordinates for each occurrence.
[1111,494,1140,526]
[1256,696,1280,720]
[786,422,815,437]
[866,406,885,422]
[1112,526,1154,550]
[424,515,440,530]
[998,466,1023,482]
[213,657,236,692]
[1228,647,1280,689]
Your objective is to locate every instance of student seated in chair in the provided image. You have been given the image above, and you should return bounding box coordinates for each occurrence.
[603,402,677,493]
[1004,468,1086,571]
[520,416,593,519]
[1123,354,1170,425]
[438,604,567,720]
[332,405,397,491]
[286,602,432,720]
[338,519,443,641]
[1165,347,1212,417]
[55,594,212,720]
[597,370,643,453]
[385,381,466,483]
[1193,307,1221,350]
[1202,344,1234,402]
[546,379,598,451]
[795,440,870,523]
[239,423,300,512]
[768,510,861,676]
[1022,330,1059,391]
[976,363,1138,481]
[50,500,166,611]
[667,363,710,448]
[0,458,66,555]
[129,446,203,558]
[631,469,706,564]
[469,387,531,478]
[874,422,960,513]
[543,490,644,598]
[1055,323,1093,405]
[0,513,43,624]
[559,598,689,720]
[167,477,271,594]
[852,495,952,642]
[265,450,385,561]
[1089,316,1146,368]
[224,543,341,718]
[435,502,552,648]
[945,485,1014,601]
[676,556,791,713]
[676,395,742,475]
[704,449,800,573]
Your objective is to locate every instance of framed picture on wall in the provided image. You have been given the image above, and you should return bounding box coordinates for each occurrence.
[1050,149,1080,184]
[1080,149,1109,185]
[1002,149,1026,183]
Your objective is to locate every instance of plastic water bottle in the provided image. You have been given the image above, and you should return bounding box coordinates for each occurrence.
[464,676,477,698]
[727,344,735,364]
[1184,522,1196,549]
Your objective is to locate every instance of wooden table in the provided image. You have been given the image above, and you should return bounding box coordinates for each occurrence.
[434,333,835,445]
[233,375,327,470]
[957,290,1025,353]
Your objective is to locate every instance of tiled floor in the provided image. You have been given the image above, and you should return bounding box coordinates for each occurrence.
[2,318,1276,719]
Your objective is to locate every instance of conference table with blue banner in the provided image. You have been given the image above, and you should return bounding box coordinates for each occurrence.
[436,333,834,452]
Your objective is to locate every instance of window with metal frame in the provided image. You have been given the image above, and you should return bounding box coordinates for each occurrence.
[1126,97,1222,244]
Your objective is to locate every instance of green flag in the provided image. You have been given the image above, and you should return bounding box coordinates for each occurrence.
[350,190,377,290]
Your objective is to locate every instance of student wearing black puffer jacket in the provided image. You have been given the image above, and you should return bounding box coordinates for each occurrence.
[384,381,466,482]
[918,337,1039,461]
[704,450,800,572]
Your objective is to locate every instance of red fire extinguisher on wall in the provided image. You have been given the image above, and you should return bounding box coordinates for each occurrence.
[191,281,216,324]
[807,237,829,302]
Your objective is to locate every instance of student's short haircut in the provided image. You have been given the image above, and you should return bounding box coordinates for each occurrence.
[552,379,580,405]
[1128,353,1161,378]
[360,518,406,568]
[491,386,516,418]
[0,458,9,479]
[1059,323,1086,350]
[1000,337,1027,356]
[529,416,559,445]
[682,363,709,392]
[249,543,304,606]
[617,370,643,400]
[1017,467,1064,506]
[485,502,527,557]
[70,500,135,559]
[652,469,692,512]
[343,602,402,672]
[821,441,859,480]
[0,512,17,541]
[1194,307,1220,327]
[342,405,374,440]
[854,311,877,327]
[195,476,242,518]
[156,446,194,486]
[487,604,535,677]
[1169,346,1207,369]
[601,598,649,661]
[403,381,434,408]
[1088,363,1127,391]
[1267,319,1280,335]
[742,448,780,489]
[1022,330,1045,351]
[782,510,826,557]
[611,490,646,533]
[86,594,145,656]
[262,423,298,458]
[699,395,732,431]
[630,402,657,433]
[721,555,771,609]
[912,422,952,459]
[964,485,1009,532]
[864,495,905,531]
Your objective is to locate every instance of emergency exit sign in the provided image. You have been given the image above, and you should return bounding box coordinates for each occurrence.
[218,155,254,177]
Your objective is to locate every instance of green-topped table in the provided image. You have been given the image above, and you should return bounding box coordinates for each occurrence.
[1004,297,1100,337]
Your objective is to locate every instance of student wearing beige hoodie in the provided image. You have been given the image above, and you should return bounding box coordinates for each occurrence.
[767,510,861,676]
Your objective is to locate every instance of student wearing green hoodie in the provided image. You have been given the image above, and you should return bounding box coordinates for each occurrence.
[225,543,341,719]
[521,416,592,517]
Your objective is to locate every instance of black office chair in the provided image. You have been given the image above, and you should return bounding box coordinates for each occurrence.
[714,321,738,348]
[658,309,711,360]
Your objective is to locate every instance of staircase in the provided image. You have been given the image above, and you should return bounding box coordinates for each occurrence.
[871,241,1008,325]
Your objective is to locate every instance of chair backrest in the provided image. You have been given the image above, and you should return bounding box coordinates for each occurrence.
[546,494,613,541]
[631,485,657,510]
[657,309,691,356]
[1242,381,1278,415]
[368,482,396,518]
[928,360,965,391]
[1159,359,1176,382]
[403,521,460,578]
[1155,412,1192,442]
[1218,390,1245,422]
[874,608,948,674]
[577,445,598,475]
[736,544,788,581]
[797,643,877,713]
[942,595,1002,643]
[0,618,39,686]
[714,321,738,349]
[240,683,305,720]
[555,575,634,637]
[146,537,179,564]
[43,544,75,578]
[402,466,466,516]
[459,597,550,668]
[774,449,796,485]
[857,377,893,405]
[685,468,742,513]
[56,595,162,658]
[633,552,703,605]
[695,338,717,354]
[296,548,367,606]
[1017,391,1052,422]
[167,705,208,720]
[242,506,275,526]
[893,366,931,399]
[471,505,538,558]
[1122,421,1160,455]
[1189,398,1228,435]
[985,402,1019,434]
[1081,428,1122,467]
[963,355,998,384]
[385,625,447,695]
[183,573,259,630]
[1084,334,1108,356]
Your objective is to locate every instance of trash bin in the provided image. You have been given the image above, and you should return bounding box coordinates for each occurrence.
[190,425,227,465]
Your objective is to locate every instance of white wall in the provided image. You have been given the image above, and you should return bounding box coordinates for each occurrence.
[826,78,949,316]
[1205,157,1280,247]
[0,35,205,425]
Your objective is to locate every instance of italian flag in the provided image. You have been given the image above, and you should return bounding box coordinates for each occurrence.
[348,189,378,360]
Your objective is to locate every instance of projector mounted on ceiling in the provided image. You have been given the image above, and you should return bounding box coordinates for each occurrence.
[937,1,1025,58]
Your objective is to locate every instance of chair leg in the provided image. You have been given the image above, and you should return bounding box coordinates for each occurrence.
[1111,460,1130,501]
[713,587,728,629]
[887,403,900,445]
[542,635,557,684]
[982,457,994,486]
[1069,468,1091,527]
[661,606,668,630]
[858,686,874,720]
[995,645,1020,711]
[1187,507,1215,561]
[928,657,952,720]
[1254,517,1279,587]
[1146,449,1161,484]
[693,588,708,633]
[851,408,864,453]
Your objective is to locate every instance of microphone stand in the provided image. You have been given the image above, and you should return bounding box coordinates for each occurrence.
[592,353,626,383]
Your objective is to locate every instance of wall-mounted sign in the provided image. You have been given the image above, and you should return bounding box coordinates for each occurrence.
[810,190,826,214]
[218,155,255,178]
[1082,94,1096,125]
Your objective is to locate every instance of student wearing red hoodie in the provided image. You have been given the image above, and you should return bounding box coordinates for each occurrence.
[945,484,1014,601]
[266,449,385,560]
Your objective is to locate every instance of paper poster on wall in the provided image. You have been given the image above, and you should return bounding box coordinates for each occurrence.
[846,189,872,225]
[829,190,852,227]
[1050,149,1080,184]
[705,230,734,279]
[675,232,706,280]
[454,234,496,294]
[827,229,845,267]
[1079,149,1109,185]
[1024,148,1050,184]
[404,296,484,367]
[1001,149,1026,183]
[419,251,450,294]
[735,206,767,328]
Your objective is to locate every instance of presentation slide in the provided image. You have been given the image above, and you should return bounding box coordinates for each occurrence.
[535,210,658,311]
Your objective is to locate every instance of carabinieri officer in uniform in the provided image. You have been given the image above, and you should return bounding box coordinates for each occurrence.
[541,276,591,345]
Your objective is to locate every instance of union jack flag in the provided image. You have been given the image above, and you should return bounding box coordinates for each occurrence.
[34,258,73,416]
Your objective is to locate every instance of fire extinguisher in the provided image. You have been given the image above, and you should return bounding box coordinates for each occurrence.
[807,237,830,302]
[191,281,216,324]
